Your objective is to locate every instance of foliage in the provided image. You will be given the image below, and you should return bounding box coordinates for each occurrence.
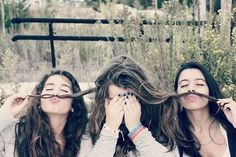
[0,1,235,100]
[2,0,30,31]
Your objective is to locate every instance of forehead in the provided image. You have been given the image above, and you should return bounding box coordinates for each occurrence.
[178,68,205,82]
[108,84,127,97]
[45,75,71,87]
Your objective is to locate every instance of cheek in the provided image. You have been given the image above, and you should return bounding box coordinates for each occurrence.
[196,87,209,95]
[179,98,186,106]
[40,99,47,107]
[177,87,184,94]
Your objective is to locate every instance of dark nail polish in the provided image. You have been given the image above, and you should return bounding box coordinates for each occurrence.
[123,93,126,97]
[125,102,127,105]
[126,96,129,99]
[118,94,121,97]
[131,93,134,96]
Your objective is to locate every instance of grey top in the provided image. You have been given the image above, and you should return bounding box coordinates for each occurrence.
[0,107,174,157]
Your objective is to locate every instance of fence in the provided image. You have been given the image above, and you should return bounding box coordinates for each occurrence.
[11,17,207,68]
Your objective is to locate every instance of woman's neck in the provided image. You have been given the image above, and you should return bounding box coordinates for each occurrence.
[48,115,67,143]
[185,107,215,131]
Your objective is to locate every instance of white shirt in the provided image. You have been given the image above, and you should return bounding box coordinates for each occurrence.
[171,124,231,157]
[220,125,230,157]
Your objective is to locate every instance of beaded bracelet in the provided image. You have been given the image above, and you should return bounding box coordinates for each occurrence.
[128,122,143,139]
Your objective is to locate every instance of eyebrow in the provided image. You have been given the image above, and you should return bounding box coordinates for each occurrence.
[178,78,206,84]
[45,83,72,89]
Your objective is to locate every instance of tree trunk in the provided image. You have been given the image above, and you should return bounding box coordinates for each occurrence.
[199,0,207,21]
[154,0,158,16]
[196,0,206,34]
[221,0,232,45]
[0,0,5,35]
[209,0,213,15]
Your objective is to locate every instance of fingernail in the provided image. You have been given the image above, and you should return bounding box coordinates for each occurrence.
[126,96,129,99]
[118,94,121,97]
[125,102,127,105]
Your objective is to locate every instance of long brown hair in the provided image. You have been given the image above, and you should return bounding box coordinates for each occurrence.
[174,61,236,157]
[89,55,180,157]
[14,70,88,157]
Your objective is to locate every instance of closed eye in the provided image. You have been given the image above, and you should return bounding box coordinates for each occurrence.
[45,88,53,91]
[196,83,205,86]
[180,84,188,88]
[61,89,70,93]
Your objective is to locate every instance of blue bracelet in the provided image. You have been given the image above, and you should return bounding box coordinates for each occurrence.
[128,122,142,138]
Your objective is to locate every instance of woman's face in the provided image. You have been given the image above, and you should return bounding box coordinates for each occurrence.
[40,75,73,116]
[107,84,128,102]
[177,68,209,111]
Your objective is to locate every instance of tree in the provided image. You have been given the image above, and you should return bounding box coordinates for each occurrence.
[3,0,30,32]
[220,0,232,45]
[0,0,5,35]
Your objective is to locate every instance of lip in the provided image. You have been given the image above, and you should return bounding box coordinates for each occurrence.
[49,97,60,103]
[184,94,200,101]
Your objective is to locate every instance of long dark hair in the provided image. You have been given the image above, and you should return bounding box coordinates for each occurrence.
[14,70,88,157]
[174,61,235,157]
[89,55,180,157]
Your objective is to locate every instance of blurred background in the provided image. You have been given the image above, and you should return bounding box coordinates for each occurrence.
[0,0,235,102]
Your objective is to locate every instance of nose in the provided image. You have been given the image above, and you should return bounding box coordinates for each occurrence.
[53,88,59,96]
[188,84,195,92]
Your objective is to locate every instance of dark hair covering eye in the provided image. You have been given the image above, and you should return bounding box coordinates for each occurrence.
[174,61,236,157]
[89,55,181,157]
[14,70,88,157]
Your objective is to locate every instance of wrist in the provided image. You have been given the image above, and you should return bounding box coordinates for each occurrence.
[105,119,120,131]
[103,123,120,133]
[128,122,145,141]
[127,121,141,132]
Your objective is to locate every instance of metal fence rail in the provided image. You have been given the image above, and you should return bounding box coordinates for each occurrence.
[11,17,207,68]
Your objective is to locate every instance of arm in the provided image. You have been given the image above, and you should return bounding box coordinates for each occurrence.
[0,123,16,157]
[85,96,124,157]
[124,96,174,157]
[0,94,28,132]
[132,128,175,157]
[0,106,17,132]
[0,133,4,157]
[85,127,119,157]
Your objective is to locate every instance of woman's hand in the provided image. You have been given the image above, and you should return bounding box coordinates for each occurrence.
[217,98,236,128]
[124,95,141,131]
[2,94,29,118]
[105,95,124,131]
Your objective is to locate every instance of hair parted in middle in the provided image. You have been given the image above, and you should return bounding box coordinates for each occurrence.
[14,70,88,157]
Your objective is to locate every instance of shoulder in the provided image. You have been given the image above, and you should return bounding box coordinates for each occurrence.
[77,133,93,157]
[0,123,16,157]
[0,122,16,142]
[0,106,18,132]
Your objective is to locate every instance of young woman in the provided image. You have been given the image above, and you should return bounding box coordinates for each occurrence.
[88,55,178,157]
[0,70,89,157]
[174,61,236,157]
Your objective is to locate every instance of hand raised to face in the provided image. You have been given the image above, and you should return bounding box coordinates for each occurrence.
[105,94,125,131]
[2,94,29,118]
[217,98,236,128]
[123,93,142,131]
